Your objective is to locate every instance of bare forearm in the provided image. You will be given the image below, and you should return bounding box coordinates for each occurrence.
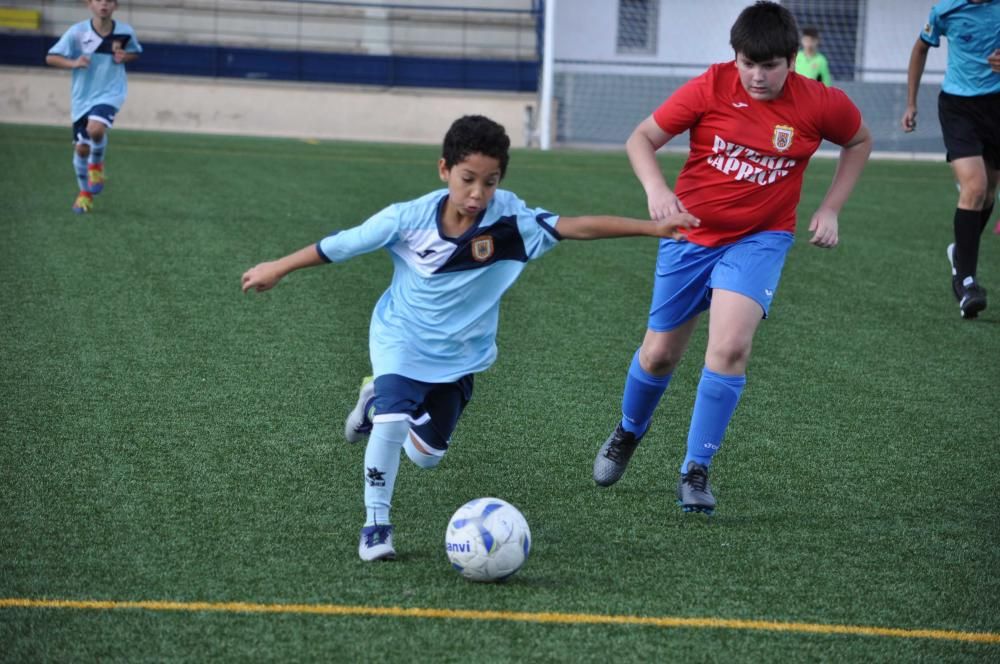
[46,54,78,69]
[558,215,656,240]
[275,244,326,276]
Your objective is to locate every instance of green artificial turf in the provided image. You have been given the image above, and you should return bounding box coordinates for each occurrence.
[1,123,997,662]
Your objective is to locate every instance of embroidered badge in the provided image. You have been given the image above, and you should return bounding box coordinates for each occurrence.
[471,235,495,262]
[772,125,794,152]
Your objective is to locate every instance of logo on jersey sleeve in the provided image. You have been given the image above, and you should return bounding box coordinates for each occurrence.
[772,125,794,152]
[922,23,932,36]
[471,236,495,262]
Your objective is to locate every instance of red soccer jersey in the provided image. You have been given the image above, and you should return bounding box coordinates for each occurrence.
[652,62,862,247]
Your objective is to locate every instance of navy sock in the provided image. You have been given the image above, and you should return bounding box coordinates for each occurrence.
[681,367,745,473]
[620,349,672,437]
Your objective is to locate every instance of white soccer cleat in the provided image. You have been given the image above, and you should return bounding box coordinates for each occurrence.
[358,525,395,561]
[344,376,375,443]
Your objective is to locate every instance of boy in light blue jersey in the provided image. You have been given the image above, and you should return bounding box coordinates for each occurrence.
[902,0,1000,319]
[46,0,142,214]
[242,115,698,561]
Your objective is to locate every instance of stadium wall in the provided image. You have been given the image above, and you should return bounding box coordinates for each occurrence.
[0,66,537,146]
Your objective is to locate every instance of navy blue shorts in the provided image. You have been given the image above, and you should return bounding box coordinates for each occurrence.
[648,231,795,331]
[72,104,118,143]
[372,373,474,451]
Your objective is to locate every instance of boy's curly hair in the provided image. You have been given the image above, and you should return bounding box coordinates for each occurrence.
[441,115,510,179]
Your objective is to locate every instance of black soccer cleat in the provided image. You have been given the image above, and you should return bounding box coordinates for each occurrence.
[593,424,641,487]
[677,461,716,515]
[952,276,987,319]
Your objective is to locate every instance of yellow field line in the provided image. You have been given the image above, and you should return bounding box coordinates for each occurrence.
[1,598,997,644]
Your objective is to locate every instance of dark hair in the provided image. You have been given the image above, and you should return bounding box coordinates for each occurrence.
[802,26,820,39]
[441,115,510,179]
[730,1,800,64]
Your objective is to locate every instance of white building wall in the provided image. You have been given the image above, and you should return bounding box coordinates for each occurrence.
[860,0,947,83]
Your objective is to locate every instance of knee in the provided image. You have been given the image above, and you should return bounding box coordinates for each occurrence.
[404,431,446,469]
[88,125,106,143]
[638,345,681,375]
[75,142,90,158]
[705,342,751,374]
[957,182,987,210]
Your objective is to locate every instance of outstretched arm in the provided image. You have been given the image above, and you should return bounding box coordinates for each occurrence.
[901,38,930,132]
[241,244,325,293]
[808,122,873,248]
[557,212,699,241]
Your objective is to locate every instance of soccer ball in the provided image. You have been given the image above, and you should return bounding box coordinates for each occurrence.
[445,497,531,582]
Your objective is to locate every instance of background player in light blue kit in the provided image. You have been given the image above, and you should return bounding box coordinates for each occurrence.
[241,115,699,561]
[46,0,141,214]
[902,0,1000,319]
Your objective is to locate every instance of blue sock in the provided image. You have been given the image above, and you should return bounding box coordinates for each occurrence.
[681,367,746,473]
[620,349,672,437]
[89,136,107,165]
[73,152,89,192]
[363,420,409,526]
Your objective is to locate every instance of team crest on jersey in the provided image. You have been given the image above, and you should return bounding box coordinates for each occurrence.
[772,125,794,152]
[471,235,495,262]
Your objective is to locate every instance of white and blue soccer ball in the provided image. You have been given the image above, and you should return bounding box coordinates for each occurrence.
[445,497,531,582]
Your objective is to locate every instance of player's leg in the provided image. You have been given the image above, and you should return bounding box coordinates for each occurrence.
[84,106,116,195]
[677,231,793,514]
[593,324,696,486]
[950,156,989,318]
[402,375,472,469]
[71,118,93,213]
[939,92,990,318]
[594,240,716,486]
[358,374,424,561]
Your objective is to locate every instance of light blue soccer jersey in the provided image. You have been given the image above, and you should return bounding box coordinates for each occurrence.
[48,20,143,121]
[920,0,1000,96]
[317,189,562,383]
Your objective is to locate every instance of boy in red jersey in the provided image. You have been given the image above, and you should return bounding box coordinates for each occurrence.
[592,1,872,514]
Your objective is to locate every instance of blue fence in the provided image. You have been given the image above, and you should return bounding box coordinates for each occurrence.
[1,34,539,92]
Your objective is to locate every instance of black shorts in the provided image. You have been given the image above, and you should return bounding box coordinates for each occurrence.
[937,91,1000,168]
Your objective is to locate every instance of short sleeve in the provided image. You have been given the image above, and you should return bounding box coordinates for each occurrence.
[120,25,142,53]
[317,204,400,263]
[920,7,943,47]
[515,203,561,260]
[651,71,709,136]
[48,28,77,58]
[817,86,863,146]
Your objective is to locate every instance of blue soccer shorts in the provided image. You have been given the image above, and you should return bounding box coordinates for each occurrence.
[372,373,474,451]
[72,104,119,143]
[647,230,795,331]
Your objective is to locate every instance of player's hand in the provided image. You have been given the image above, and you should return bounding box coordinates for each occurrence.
[241,261,284,293]
[808,208,839,248]
[647,188,688,221]
[75,55,90,69]
[652,212,700,240]
[988,49,1000,74]
[901,105,917,132]
[113,49,126,64]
